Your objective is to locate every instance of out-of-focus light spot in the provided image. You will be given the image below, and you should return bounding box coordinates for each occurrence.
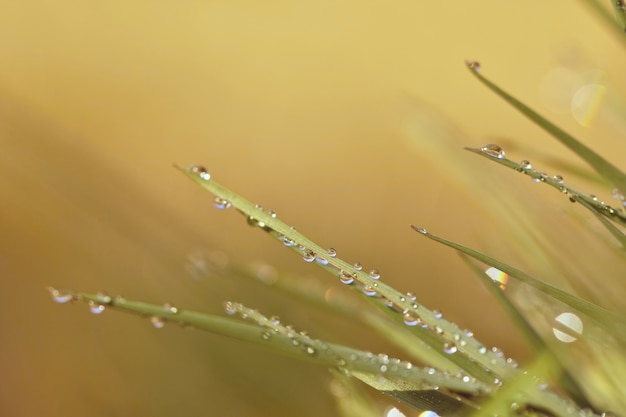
[571,83,607,127]
[539,67,583,114]
[418,411,440,417]
[385,407,406,417]
[485,267,508,291]
[552,312,583,343]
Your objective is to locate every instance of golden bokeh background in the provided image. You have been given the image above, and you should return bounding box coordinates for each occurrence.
[2,1,625,416]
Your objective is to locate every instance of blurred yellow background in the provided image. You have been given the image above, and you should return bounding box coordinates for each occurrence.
[1,1,625,416]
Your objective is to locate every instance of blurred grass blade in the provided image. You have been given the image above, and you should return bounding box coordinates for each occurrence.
[457,254,545,353]
[610,0,626,31]
[466,64,626,194]
[459,254,593,406]
[411,226,626,339]
[579,0,626,35]
[577,198,626,249]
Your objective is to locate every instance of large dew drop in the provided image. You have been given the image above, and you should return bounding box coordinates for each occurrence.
[552,312,583,343]
[339,270,354,285]
[480,144,505,159]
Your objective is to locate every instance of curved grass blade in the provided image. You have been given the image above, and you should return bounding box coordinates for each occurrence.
[610,0,626,31]
[465,63,626,195]
[411,226,626,340]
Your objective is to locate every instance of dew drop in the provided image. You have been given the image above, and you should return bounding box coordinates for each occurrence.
[403,313,420,326]
[480,144,505,159]
[88,301,105,315]
[353,261,363,271]
[267,210,277,218]
[96,292,112,304]
[213,197,231,210]
[405,292,416,301]
[443,342,458,354]
[261,331,272,340]
[339,270,355,285]
[413,226,428,234]
[368,269,380,280]
[269,315,281,326]
[302,249,316,263]
[465,60,481,72]
[223,301,237,315]
[150,316,165,329]
[163,303,179,314]
[485,267,508,290]
[282,236,295,247]
[379,364,388,373]
[315,255,329,265]
[432,309,442,319]
[520,160,532,169]
[478,346,487,354]
[553,175,564,184]
[326,248,337,257]
[48,287,74,304]
[552,312,583,343]
[305,346,317,356]
[362,285,377,297]
[190,165,211,180]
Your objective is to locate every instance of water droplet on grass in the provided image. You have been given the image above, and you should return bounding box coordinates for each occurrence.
[163,303,179,314]
[302,249,316,263]
[520,160,532,169]
[88,301,105,314]
[552,312,583,343]
[353,261,363,271]
[190,165,211,180]
[465,61,481,72]
[96,292,112,304]
[214,197,231,209]
[480,144,505,158]
[412,225,428,234]
[553,175,564,184]
[403,313,419,326]
[223,301,237,315]
[339,270,354,285]
[362,285,377,296]
[443,342,458,354]
[150,316,165,329]
[282,236,295,247]
[48,287,74,304]
[368,269,380,280]
[326,248,336,257]
[261,331,272,340]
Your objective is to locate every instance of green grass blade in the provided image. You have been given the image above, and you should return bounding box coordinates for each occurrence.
[176,165,520,384]
[50,288,491,413]
[411,226,626,339]
[610,0,626,31]
[465,64,626,195]
[465,146,626,228]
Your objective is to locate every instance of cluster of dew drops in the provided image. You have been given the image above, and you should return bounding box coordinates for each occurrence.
[479,144,626,213]
[186,165,524,373]
[47,287,180,329]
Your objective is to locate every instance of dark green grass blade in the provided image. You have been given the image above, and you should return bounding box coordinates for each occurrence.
[411,226,626,339]
[466,64,626,194]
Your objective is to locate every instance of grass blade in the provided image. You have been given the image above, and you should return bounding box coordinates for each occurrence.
[465,63,626,195]
[410,226,626,339]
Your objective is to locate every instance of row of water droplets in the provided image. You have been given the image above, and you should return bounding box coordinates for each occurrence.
[223,300,489,395]
[478,145,626,221]
[48,287,180,329]
[189,165,521,381]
